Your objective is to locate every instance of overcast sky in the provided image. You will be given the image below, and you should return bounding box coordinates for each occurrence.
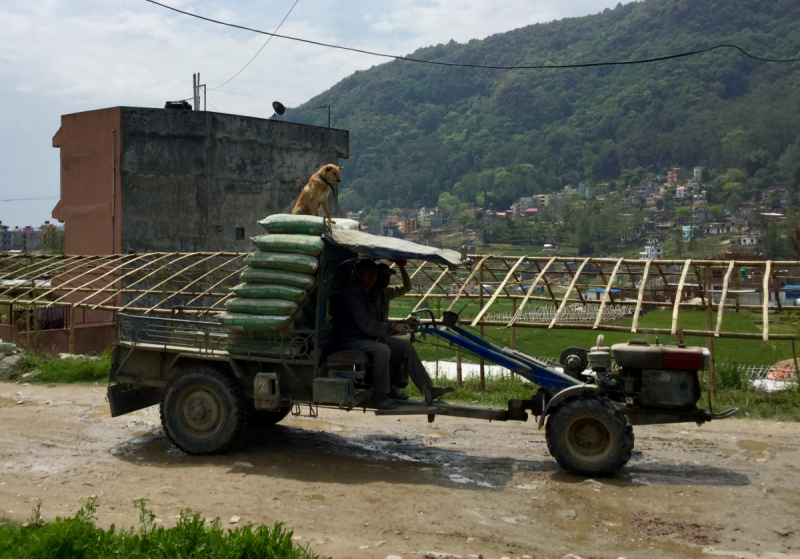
[0,0,625,228]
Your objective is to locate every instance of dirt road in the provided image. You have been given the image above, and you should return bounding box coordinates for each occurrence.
[1,382,799,559]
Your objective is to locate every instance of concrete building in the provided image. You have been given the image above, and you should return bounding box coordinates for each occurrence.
[639,245,663,260]
[52,107,349,255]
[0,222,11,251]
[533,194,551,207]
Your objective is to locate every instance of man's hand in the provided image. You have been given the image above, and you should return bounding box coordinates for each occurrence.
[389,259,408,268]
[392,323,411,336]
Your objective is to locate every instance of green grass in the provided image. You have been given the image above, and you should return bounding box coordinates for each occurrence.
[391,299,797,366]
[1,351,111,384]
[0,498,322,559]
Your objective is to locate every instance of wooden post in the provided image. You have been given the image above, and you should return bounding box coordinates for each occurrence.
[456,347,463,388]
[479,261,485,392]
[510,297,517,380]
[68,305,75,355]
[792,340,799,379]
[705,266,716,395]
[26,304,31,347]
[734,267,740,313]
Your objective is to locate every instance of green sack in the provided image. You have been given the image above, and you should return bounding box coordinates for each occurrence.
[258,214,328,236]
[244,251,319,274]
[217,312,293,332]
[225,297,298,316]
[239,267,316,290]
[231,283,306,301]
[226,339,308,358]
[251,234,325,256]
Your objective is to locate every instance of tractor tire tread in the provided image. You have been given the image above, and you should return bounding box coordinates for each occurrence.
[160,365,245,455]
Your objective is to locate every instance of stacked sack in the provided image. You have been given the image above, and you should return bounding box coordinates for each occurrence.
[218,214,360,357]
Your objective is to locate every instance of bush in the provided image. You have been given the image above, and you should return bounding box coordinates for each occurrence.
[715,363,746,390]
[0,498,322,559]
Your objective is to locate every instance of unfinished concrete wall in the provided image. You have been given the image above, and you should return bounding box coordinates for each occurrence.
[118,108,349,253]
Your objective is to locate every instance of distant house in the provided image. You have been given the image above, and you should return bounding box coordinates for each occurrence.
[533,194,551,207]
[523,208,538,219]
[639,245,663,260]
[676,186,686,199]
[584,288,622,301]
[740,235,759,246]
[707,222,728,235]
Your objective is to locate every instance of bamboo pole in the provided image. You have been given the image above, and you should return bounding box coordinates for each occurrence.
[456,347,463,388]
[549,258,589,329]
[409,268,449,316]
[671,259,691,335]
[763,261,772,342]
[507,257,556,326]
[631,259,652,334]
[593,258,623,330]
[705,266,716,395]
[479,261,485,392]
[715,261,735,337]
[471,256,525,326]
[446,255,490,312]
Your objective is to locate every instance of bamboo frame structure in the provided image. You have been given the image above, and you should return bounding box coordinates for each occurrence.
[2,252,800,343]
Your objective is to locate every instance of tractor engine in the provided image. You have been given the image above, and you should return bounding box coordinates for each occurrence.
[606,340,709,410]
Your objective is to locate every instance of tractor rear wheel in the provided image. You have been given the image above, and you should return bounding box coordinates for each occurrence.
[545,396,633,476]
[161,365,245,455]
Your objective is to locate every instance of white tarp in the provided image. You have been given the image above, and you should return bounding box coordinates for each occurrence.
[324,229,463,268]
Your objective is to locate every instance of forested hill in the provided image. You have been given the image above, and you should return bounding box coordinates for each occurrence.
[286,0,800,212]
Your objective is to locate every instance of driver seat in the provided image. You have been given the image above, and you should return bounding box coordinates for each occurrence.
[325,350,369,383]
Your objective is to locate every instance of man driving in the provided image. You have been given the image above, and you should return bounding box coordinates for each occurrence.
[335,259,453,410]
[374,261,411,399]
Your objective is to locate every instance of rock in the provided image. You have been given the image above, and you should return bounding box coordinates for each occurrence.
[385,556,404,559]
[230,516,241,524]
[233,461,254,468]
[426,553,463,559]
[15,400,23,405]
[0,354,23,375]
[561,555,585,559]
[359,545,370,549]
[0,341,18,355]
[466,537,475,543]
[375,541,387,547]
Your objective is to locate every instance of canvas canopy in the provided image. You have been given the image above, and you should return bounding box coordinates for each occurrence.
[323,229,463,268]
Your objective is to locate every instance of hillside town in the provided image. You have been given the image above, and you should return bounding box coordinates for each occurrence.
[345,165,794,260]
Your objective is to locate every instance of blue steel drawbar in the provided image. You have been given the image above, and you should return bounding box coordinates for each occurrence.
[418,324,581,393]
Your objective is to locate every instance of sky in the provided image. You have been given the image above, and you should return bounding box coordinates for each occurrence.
[0,0,625,228]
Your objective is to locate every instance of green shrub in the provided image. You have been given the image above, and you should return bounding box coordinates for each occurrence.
[1,351,111,384]
[0,498,322,559]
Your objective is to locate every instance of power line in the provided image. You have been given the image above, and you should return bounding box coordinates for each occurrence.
[210,0,299,90]
[145,0,800,70]
[1,196,59,202]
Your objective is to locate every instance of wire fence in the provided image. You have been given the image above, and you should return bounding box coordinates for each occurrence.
[486,304,632,325]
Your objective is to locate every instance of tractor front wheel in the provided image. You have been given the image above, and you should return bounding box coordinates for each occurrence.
[545,396,633,476]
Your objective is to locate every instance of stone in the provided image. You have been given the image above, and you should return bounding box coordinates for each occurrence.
[561,555,585,559]
[426,553,463,559]
[233,462,254,468]
[230,516,241,524]
[385,556,404,559]
[0,354,23,375]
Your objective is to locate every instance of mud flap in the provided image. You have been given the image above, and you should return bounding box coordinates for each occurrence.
[108,383,162,417]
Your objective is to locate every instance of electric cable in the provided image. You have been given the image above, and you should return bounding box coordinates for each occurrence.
[145,0,800,70]
[210,0,299,90]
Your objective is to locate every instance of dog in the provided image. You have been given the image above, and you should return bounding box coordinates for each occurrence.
[291,164,343,223]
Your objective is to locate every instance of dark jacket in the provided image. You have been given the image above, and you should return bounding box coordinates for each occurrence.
[335,278,395,342]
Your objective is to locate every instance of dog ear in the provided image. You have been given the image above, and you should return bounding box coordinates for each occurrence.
[324,165,332,171]
[337,166,344,171]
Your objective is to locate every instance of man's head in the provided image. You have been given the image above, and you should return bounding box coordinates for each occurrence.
[375,263,396,290]
[355,259,379,290]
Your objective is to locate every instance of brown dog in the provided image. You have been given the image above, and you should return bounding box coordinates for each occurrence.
[291,164,343,223]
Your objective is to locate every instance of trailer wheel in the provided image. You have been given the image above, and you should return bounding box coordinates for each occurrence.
[248,405,291,428]
[160,365,245,455]
[545,397,633,476]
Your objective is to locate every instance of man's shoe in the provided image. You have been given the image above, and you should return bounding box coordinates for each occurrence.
[389,387,410,400]
[423,385,455,405]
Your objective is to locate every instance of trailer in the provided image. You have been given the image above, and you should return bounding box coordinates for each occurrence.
[108,230,737,476]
